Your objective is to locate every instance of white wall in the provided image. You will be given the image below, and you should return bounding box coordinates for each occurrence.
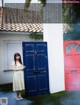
[0,0,2,6]
[4,0,25,3]
[0,0,40,6]
[0,33,42,84]
[46,0,62,3]
[43,0,65,93]
[4,0,39,3]
[43,24,65,93]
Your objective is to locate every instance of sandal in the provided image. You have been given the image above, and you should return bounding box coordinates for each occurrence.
[16,96,20,100]
[19,96,23,100]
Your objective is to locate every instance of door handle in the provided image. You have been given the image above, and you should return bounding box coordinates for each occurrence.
[32,71,47,74]
[34,51,37,55]
[33,71,41,74]
[71,70,77,72]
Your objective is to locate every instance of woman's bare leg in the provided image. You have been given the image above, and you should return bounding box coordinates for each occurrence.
[16,91,20,97]
[19,91,23,99]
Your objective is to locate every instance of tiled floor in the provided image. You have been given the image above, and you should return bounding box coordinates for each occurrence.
[0,92,32,105]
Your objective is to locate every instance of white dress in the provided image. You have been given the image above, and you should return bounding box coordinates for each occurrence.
[11,61,25,91]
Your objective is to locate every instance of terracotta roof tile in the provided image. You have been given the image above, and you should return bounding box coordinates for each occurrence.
[0,7,43,32]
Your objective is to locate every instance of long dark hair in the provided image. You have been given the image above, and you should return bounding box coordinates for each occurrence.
[14,53,22,65]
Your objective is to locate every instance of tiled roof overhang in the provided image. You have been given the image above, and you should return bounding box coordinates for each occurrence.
[0,7,43,33]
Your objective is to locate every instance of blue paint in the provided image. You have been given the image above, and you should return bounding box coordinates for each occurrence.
[22,42,49,96]
[0,92,32,105]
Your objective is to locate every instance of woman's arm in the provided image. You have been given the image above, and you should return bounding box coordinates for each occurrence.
[12,65,25,71]
[11,61,25,71]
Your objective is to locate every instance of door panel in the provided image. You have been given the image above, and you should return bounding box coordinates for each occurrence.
[23,42,49,96]
[66,86,80,91]
[64,56,74,68]
[27,76,37,92]
[25,55,35,71]
[64,41,80,91]
[74,55,80,67]
[36,54,45,70]
[65,73,80,90]
[37,74,49,95]
[66,74,80,86]
[25,44,35,52]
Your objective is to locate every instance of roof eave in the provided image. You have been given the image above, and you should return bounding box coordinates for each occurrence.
[0,31,43,35]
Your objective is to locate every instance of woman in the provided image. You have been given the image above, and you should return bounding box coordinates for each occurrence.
[11,53,25,100]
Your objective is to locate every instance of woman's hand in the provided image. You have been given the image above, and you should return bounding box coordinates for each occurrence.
[18,65,26,70]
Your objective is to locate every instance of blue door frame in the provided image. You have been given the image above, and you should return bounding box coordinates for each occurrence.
[22,42,49,96]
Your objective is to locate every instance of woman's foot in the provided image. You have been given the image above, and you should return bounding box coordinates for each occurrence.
[19,95,23,100]
[16,96,21,100]
[19,96,23,100]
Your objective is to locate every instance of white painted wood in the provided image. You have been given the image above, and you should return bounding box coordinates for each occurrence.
[43,24,65,93]
[43,0,65,93]
[3,41,23,70]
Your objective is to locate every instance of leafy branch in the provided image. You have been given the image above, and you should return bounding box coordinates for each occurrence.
[29,32,43,40]
[25,0,46,9]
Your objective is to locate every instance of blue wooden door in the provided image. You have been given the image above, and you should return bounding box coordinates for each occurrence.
[22,42,49,96]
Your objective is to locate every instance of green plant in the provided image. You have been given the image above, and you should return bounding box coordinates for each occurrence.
[29,32,43,40]
[63,4,80,34]
[25,0,46,9]
[63,4,80,24]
